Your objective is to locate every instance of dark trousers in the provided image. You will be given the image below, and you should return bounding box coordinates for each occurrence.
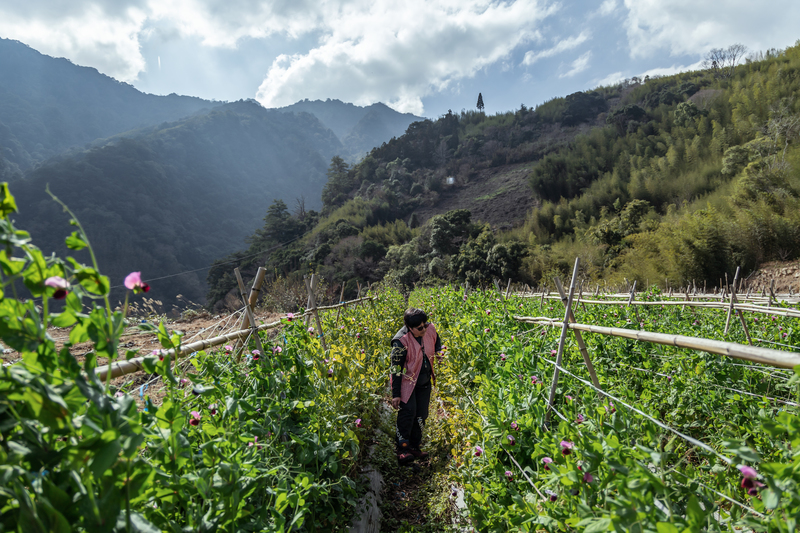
[396,383,431,450]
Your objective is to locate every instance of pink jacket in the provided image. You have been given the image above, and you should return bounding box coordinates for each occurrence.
[391,324,438,404]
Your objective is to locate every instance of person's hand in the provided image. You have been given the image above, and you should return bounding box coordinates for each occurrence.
[392,397,401,410]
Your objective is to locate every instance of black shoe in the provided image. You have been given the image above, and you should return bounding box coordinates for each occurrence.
[397,451,415,465]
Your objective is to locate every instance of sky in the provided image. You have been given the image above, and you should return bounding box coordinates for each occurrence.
[1,0,799,118]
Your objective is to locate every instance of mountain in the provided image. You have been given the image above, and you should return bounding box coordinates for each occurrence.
[11,100,340,308]
[278,99,422,160]
[0,38,220,178]
[208,42,800,307]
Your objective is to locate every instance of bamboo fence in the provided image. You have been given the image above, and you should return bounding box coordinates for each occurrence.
[91,295,376,381]
[515,316,800,369]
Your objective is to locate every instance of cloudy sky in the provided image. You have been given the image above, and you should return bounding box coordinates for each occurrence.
[2,0,798,117]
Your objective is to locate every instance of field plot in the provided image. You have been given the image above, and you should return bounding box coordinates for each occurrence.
[2,181,799,531]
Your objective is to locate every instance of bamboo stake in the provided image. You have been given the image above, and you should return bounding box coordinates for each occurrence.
[515,317,800,369]
[545,258,580,427]
[334,284,346,327]
[628,280,640,323]
[304,274,326,351]
[234,268,264,362]
[554,276,602,397]
[724,267,740,335]
[233,267,266,355]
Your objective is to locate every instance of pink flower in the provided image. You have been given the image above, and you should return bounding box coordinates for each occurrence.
[550,349,557,357]
[474,445,483,457]
[114,391,124,398]
[500,353,507,361]
[583,473,593,483]
[355,418,362,428]
[531,375,539,385]
[565,395,573,401]
[738,465,758,480]
[327,368,333,376]
[506,435,516,446]
[308,326,315,333]
[560,440,574,455]
[576,414,585,424]
[608,402,616,413]
[484,328,490,333]
[224,345,233,352]
[273,346,282,354]
[287,312,294,322]
[45,276,70,299]
[248,436,262,450]
[189,411,201,426]
[486,309,491,315]
[252,349,261,356]
[505,470,513,480]
[510,422,519,431]
[511,335,515,341]
[124,271,150,293]
[542,457,553,470]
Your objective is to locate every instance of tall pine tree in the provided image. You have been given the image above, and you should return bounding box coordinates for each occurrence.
[476,92,485,112]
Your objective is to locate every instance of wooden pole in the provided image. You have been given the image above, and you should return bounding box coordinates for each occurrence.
[628,280,640,324]
[234,268,265,362]
[554,276,603,397]
[545,258,580,427]
[724,267,740,335]
[505,278,512,300]
[334,284,346,327]
[233,267,266,354]
[304,274,327,351]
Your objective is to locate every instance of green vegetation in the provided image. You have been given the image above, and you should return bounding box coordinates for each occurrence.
[210,42,800,306]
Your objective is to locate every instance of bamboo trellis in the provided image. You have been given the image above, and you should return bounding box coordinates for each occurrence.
[92,295,376,381]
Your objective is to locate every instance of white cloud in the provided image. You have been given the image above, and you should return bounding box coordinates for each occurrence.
[598,0,617,16]
[0,3,148,81]
[256,0,559,114]
[522,31,590,66]
[623,0,800,59]
[595,70,624,87]
[638,60,704,79]
[559,50,592,78]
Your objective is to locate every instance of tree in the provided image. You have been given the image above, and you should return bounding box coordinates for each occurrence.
[702,44,747,78]
[321,156,352,211]
[476,93,485,112]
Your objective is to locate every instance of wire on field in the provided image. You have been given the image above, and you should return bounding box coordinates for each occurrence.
[539,357,736,466]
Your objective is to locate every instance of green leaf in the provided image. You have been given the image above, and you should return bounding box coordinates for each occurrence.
[50,311,77,328]
[762,488,780,510]
[130,513,162,533]
[656,522,679,533]
[90,440,122,477]
[0,183,18,217]
[577,517,611,532]
[65,231,87,250]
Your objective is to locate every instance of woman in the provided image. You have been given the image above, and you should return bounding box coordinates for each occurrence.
[390,307,442,465]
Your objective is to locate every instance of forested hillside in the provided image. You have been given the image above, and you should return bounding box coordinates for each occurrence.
[278,99,422,161]
[11,101,340,307]
[0,38,219,179]
[209,42,800,308]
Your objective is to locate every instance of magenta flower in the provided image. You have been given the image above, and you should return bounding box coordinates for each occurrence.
[327,368,333,376]
[474,445,483,457]
[45,276,70,299]
[114,391,124,398]
[286,312,294,322]
[546,489,558,502]
[486,309,491,315]
[510,421,519,431]
[583,473,594,483]
[560,440,574,455]
[484,328,490,333]
[252,351,260,361]
[124,272,150,293]
[738,465,758,479]
[608,402,616,413]
[565,395,573,401]
[224,344,233,352]
[500,353,507,361]
[542,457,553,470]
[506,435,516,446]
[355,418,363,428]
[511,335,515,341]
[576,414,585,424]
[505,470,513,480]
[308,326,315,333]
[189,411,201,426]
[273,346,282,353]
[248,436,262,450]
[531,375,539,385]
[550,349,557,357]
